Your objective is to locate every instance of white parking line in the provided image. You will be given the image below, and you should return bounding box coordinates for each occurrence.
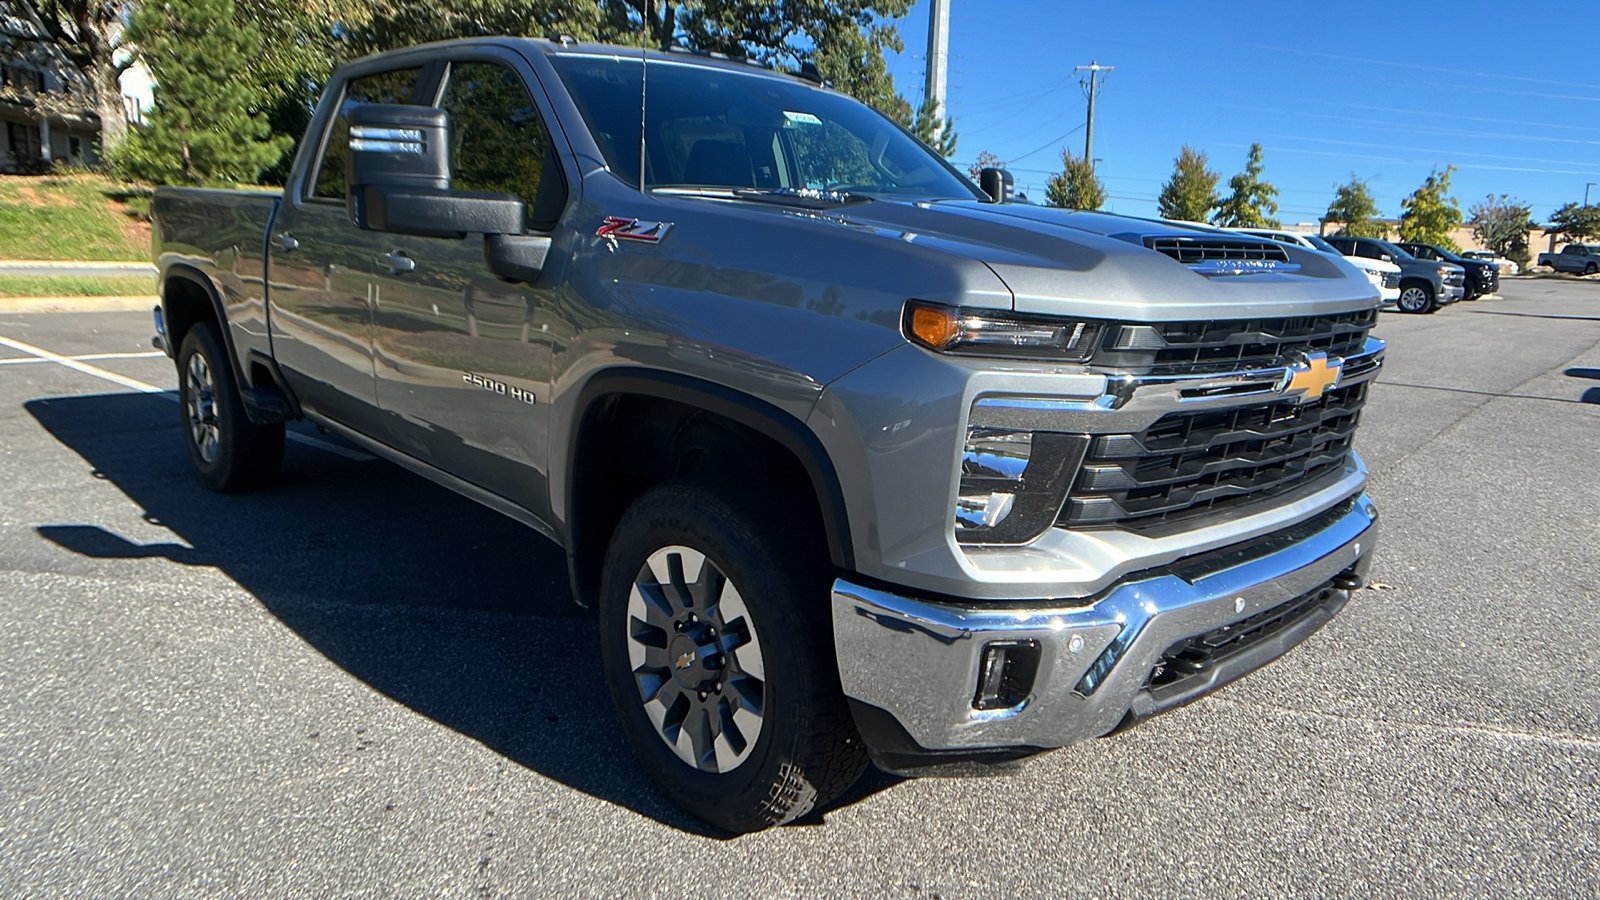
[0,333,374,461]
[0,350,167,365]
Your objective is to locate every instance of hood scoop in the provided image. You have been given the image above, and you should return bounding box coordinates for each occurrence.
[1131,234,1302,276]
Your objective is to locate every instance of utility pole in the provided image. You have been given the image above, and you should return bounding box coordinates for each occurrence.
[1073,60,1113,166]
[923,0,950,123]
[1586,182,1596,206]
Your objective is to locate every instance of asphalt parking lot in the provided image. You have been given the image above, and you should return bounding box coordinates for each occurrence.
[1,281,1597,898]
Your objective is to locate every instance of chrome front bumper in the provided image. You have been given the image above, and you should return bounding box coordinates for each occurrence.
[833,492,1378,766]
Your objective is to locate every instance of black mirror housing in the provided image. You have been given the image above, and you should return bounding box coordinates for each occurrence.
[345,102,526,240]
[978,167,1013,203]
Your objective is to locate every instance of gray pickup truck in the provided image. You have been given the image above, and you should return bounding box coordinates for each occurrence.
[152,38,1384,833]
[1538,243,1600,275]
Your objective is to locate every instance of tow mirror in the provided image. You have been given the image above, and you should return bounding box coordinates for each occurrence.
[344,103,548,283]
[978,167,1013,203]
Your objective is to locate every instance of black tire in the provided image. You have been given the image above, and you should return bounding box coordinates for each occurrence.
[1396,283,1435,314]
[1586,262,1597,276]
[176,321,285,492]
[597,479,868,833]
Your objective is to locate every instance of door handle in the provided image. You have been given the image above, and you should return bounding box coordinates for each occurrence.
[384,251,415,275]
[275,233,299,252]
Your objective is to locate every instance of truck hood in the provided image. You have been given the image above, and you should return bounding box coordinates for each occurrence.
[832,198,1378,320]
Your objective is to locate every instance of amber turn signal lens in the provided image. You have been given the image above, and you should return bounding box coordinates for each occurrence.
[908,303,959,349]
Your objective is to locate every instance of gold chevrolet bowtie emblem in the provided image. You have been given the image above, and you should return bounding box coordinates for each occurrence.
[675,650,697,670]
[1285,352,1343,402]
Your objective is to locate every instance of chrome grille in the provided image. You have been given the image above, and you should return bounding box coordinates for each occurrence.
[1091,309,1377,375]
[1058,382,1367,535]
[1381,272,1400,289]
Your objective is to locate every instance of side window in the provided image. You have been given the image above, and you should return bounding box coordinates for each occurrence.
[439,61,567,230]
[311,67,423,200]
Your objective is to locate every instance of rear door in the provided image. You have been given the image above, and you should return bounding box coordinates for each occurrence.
[269,66,427,434]
[367,52,571,516]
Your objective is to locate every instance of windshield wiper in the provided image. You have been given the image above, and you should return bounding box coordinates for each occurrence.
[650,186,872,209]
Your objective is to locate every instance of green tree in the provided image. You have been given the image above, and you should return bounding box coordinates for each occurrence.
[911,95,956,158]
[1044,149,1105,211]
[116,0,295,184]
[1398,165,1464,249]
[1211,142,1280,228]
[1543,202,1600,244]
[967,150,1004,180]
[1326,175,1387,238]
[1156,145,1220,222]
[1468,194,1536,269]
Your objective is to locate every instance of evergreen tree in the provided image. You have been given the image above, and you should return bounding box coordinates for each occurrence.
[1044,149,1105,211]
[1326,176,1387,238]
[1468,194,1536,270]
[1543,202,1600,244]
[1156,145,1220,222]
[911,95,957,158]
[1212,142,1280,228]
[118,0,294,184]
[1398,165,1463,249]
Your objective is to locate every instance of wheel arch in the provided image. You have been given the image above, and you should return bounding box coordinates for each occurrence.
[565,368,854,606]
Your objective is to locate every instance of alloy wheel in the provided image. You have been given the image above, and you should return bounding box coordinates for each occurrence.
[185,352,220,463]
[625,545,766,773]
[1398,286,1430,313]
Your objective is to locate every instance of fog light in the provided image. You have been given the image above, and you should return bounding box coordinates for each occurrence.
[954,425,1088,545]
[973,640,1041,711]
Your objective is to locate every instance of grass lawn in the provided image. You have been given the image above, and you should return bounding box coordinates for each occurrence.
[0,174,152,262]
[0,274,156,297]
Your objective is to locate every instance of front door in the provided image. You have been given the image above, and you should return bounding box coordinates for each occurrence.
[368,57,570,516]
[268,66,426,436]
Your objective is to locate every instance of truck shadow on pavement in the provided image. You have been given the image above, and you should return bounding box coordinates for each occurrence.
[26,391,897,836]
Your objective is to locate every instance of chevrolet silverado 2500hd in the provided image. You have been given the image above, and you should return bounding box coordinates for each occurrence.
[152,39,1385,833]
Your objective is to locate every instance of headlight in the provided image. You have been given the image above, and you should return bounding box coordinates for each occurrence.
[1437,265,1452,275]
[904,300,1103,360]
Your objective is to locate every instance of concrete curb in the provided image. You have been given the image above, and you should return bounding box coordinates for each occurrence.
[0,296,157,313]
[0,260,157,277]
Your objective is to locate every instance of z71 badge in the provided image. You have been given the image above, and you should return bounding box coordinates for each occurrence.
[463,371,536,405]
[596,216,673,245]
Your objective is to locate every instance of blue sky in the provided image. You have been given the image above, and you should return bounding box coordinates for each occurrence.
[882,0,1600,225]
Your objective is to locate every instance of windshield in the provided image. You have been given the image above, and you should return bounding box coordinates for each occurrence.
[1373,240,1417,263]
[549,53,983,201]
[1302,234,1339,254]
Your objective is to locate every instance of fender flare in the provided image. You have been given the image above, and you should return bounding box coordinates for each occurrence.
[567,368,855,572]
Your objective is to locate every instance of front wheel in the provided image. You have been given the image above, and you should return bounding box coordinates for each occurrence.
[1586,262,1597,275]
[176,321,284,491]
[1396,284,1435,314]
[597,480,868,833]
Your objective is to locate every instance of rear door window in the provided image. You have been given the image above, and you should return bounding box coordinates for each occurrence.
[310,67,424,200]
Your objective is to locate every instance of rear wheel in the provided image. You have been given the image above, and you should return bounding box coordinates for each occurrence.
[1396,283,1435,314]
[597,479,868,833]
[177,321,284,491]
[1585,262,1597,275]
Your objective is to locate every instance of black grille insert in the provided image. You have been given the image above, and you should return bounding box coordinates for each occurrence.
[1093,309,1377,375]
[1146,583,1343,693]
[1059,382,1367,534]
[1145,236,1291,264]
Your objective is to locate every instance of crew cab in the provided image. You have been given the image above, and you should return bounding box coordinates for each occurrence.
[1538,243,1600,274]
[1394,241,1498,299]
[150,38,1385,833]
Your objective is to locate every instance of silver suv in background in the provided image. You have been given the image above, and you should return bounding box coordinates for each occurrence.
[1323,236,1465,314]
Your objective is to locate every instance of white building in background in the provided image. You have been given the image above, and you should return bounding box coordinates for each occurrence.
[0,2,145,172]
